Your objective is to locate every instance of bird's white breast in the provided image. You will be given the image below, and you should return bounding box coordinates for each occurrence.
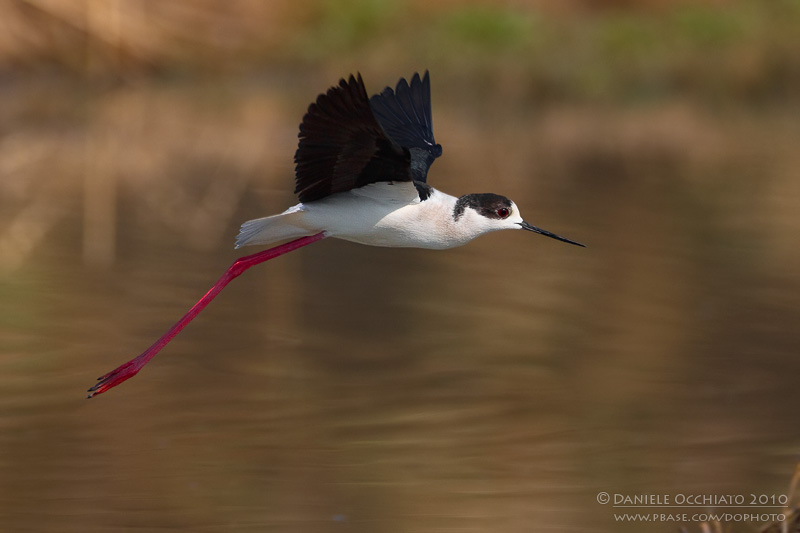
[299,183,474,249]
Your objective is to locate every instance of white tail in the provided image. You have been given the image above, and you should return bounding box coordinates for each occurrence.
[235,205,312,248]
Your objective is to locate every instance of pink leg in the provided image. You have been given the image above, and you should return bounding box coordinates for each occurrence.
[87,232,327,398]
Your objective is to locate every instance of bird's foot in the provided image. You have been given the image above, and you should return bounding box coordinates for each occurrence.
[87,356,147,398]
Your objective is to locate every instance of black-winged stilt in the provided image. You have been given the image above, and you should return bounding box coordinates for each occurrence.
[88,71,584,398]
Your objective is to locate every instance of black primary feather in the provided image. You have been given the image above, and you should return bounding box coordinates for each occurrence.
[369,71,442,183]
[294,74,413,203]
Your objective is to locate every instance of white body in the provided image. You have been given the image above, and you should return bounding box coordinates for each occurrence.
[236,182,524,250]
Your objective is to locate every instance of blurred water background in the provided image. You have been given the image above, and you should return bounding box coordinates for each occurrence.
[1,1,800,532]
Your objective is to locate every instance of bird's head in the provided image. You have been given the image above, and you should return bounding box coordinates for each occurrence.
[453,193,585,247]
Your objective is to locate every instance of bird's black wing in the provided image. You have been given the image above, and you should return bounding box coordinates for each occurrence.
[294,74,413,203]
[369,71,442,183]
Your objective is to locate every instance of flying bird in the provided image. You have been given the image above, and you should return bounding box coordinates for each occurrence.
[88,71,584,398]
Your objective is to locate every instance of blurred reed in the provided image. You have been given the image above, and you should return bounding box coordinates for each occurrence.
[1,0,799,269]
[0,0,797,104]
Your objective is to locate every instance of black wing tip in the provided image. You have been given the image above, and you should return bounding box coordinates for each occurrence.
[369,71,437,140]
[383,70,430,97]
[338,73,366,98]
[348,72,365,89]
[340,72,362,85]
[314,73,365,106]
[409,71,428,90]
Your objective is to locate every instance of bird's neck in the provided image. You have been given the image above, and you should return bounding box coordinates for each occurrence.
[424,190,496,247]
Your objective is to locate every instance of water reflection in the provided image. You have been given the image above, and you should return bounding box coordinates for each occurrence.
[1,78,799,532]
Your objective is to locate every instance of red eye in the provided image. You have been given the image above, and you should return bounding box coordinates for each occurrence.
[497,207,510,218]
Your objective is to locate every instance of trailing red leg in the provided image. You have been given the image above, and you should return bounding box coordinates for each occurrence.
[87,232,326,398]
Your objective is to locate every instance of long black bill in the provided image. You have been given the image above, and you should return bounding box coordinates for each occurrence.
[519,221,585,247]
